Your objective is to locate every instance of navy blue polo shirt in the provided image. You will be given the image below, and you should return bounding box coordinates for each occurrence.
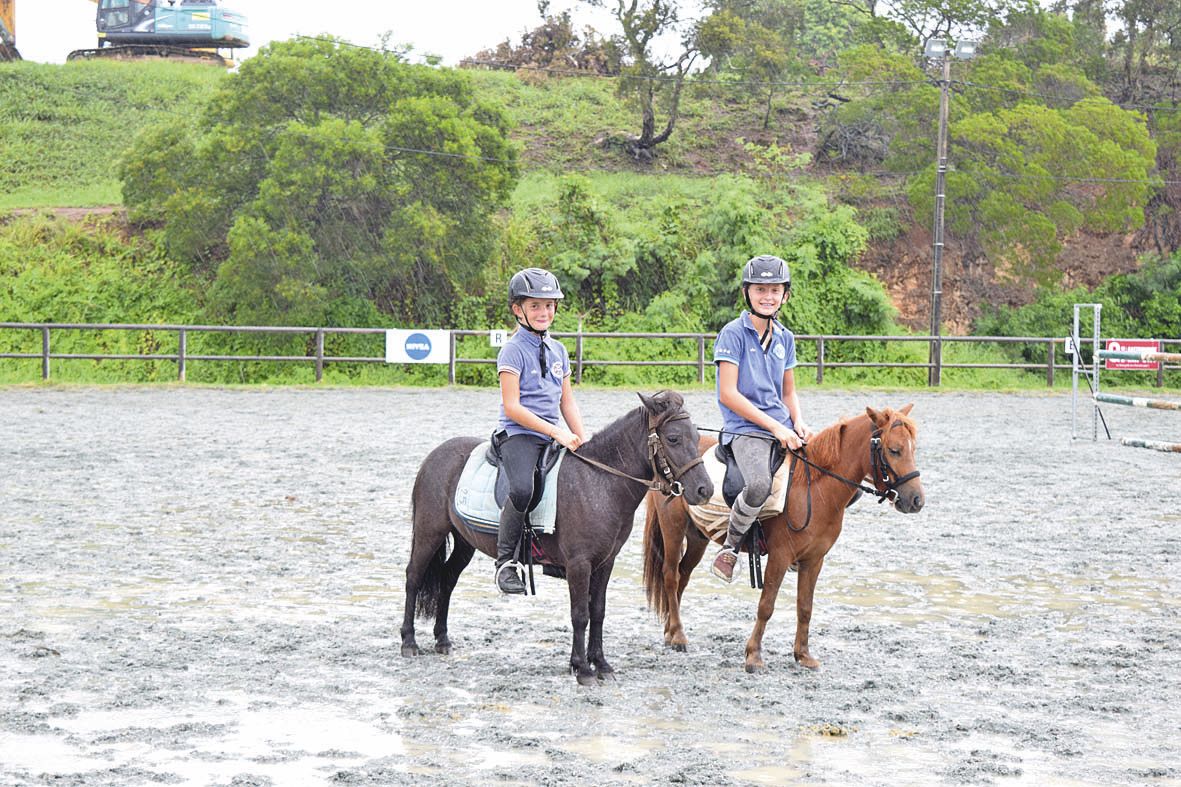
[714,311,797,441]
[497,329,571,438]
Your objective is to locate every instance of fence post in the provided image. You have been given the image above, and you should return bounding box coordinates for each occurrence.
[1046,339,1054,388]
[314,329,325,382]
[929,337,943,387]
[576,331,584,385]
[41,326,50,381]
[816,337,825,385]
[1158,360,1164,389]
[697,335,705,384]
[178,328,187,382]
[448,332,456,385]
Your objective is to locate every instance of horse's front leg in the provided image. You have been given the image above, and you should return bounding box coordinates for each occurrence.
[793,556,825,670]
[586,557,616,679]
[744,556,791,673]
[565,557,596,685]
[660,532,689,650]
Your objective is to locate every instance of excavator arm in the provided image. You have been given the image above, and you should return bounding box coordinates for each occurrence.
[1,0,20,60]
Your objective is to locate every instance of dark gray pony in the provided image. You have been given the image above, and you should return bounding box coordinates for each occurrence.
[401,390,714,684]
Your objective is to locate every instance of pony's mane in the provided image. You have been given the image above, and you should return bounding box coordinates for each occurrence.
[580,391,685,456]
[805,407,917,468]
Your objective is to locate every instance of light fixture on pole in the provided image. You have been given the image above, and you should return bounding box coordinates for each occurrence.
[923,37,977,386]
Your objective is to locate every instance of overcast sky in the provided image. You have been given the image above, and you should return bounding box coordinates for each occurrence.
[13,0,662,65]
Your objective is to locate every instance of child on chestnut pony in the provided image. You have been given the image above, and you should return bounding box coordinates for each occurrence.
[710,255,814,583]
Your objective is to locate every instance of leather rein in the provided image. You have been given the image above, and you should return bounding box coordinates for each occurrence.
[567,409,704,497]
[702,419,921,532]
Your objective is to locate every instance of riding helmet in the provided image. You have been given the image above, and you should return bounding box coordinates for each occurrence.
[741,255,791,287]
[508,268,565,305]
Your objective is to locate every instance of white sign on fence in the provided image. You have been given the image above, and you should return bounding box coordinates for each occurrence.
[385,329,451,364]
[489,330,508,347]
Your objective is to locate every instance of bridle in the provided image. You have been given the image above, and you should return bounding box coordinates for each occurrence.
[569,408,704,497]
[867,421,921,503]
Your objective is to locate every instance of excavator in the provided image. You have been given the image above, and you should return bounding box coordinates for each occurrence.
[0,0,248,65]
[69,0,249,65]
[0,0,17,61]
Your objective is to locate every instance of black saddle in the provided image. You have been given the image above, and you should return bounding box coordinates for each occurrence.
[714,438,786,509]
[486,431,564,514]
[715,437,863,510]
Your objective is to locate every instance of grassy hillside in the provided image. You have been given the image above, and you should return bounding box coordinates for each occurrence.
[0,59,225,209]
[0,59,814,210]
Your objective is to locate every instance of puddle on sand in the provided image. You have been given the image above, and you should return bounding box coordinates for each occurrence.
[1,695,411,785]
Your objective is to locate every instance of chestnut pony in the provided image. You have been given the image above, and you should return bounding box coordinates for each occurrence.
[642,405,925,672]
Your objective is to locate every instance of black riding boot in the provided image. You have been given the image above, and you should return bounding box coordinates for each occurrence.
[495,503,528,594]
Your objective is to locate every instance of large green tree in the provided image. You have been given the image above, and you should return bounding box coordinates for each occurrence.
[120,37,519,326]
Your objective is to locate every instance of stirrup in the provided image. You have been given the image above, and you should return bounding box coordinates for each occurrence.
[494,560,526,594]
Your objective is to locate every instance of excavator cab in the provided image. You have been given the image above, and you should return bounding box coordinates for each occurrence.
[71,0,248,64]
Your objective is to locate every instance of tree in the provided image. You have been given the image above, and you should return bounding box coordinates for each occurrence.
[586,0,699,159]
[120,37,519,326]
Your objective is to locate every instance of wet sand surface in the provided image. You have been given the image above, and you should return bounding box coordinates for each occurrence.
[2,387,1179,785]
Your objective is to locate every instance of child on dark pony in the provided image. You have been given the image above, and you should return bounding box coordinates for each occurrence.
[492,268,586,594]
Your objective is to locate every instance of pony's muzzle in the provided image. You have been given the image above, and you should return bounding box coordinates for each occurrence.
[894,483,925,513]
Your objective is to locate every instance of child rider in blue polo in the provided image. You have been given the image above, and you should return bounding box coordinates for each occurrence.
[492,268,586,594]
[711,255,814,583]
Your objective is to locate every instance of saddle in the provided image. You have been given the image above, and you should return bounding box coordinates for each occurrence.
[486,431,564,513]
[714,438,786,509]
[452,437,565,536]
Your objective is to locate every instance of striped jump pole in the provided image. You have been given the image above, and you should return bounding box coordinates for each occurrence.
[1120,437,1181,453]
[1097,349,1181,363]
[1094,393,1181,411]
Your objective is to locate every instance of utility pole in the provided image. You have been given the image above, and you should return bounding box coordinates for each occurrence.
[929,54,950,386]
[923,39,976,387]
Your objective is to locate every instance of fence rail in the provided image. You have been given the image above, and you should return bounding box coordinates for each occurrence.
[1,322,1178,387]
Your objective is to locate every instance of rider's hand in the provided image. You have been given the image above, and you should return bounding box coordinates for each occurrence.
[794,422,814,443]
[554,428,583,451]
[772,423,802,451]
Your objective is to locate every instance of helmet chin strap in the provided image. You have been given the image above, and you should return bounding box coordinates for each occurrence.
[516,317,547,336]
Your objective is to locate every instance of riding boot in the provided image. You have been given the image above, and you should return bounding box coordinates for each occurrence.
[711,495,760,583]
[494,503,528,595]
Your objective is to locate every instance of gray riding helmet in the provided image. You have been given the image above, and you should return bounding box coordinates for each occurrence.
[742,254,791,287]
[508,268,565,304]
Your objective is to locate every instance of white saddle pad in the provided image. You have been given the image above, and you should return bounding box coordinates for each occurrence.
[453,441,563,534]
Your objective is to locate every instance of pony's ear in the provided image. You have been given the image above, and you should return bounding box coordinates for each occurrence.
[866,406,887,428]
[900,403,914,416]
[638,390,680,414]
[638,392,663,413]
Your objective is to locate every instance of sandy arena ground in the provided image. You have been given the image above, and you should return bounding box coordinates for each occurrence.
[2,387,1179,785]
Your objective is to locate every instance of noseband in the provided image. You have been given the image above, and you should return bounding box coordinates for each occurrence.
[569,408,704,497]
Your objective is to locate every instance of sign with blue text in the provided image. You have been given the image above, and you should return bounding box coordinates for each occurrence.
[385,330,451,364]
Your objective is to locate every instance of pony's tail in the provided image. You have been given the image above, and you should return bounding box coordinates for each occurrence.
[642,492,671,621]
[409,489,448,621]
[413,537,448,621]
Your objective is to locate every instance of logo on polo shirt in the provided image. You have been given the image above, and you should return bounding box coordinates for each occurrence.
[550,361,565,377]
[774,344,785,360]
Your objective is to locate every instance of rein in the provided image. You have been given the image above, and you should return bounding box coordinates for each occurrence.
[699,421,920,510]
[568,409,704,498]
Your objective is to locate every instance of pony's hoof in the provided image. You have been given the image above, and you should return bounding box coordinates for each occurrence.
[744,659,766,673]
[435,643,452,655]
[670,642,687,653]
[401,644,420,657]
[575,671,598,686]
[596,667,617,681]
[794,652,821,670]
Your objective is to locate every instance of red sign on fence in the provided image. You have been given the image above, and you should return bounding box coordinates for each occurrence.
[1105,339,1161,370]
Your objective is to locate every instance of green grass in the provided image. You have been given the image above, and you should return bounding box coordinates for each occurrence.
[0,59,225,209]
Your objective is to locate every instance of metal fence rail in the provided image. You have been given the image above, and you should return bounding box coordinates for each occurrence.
[1,322,1178,387]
